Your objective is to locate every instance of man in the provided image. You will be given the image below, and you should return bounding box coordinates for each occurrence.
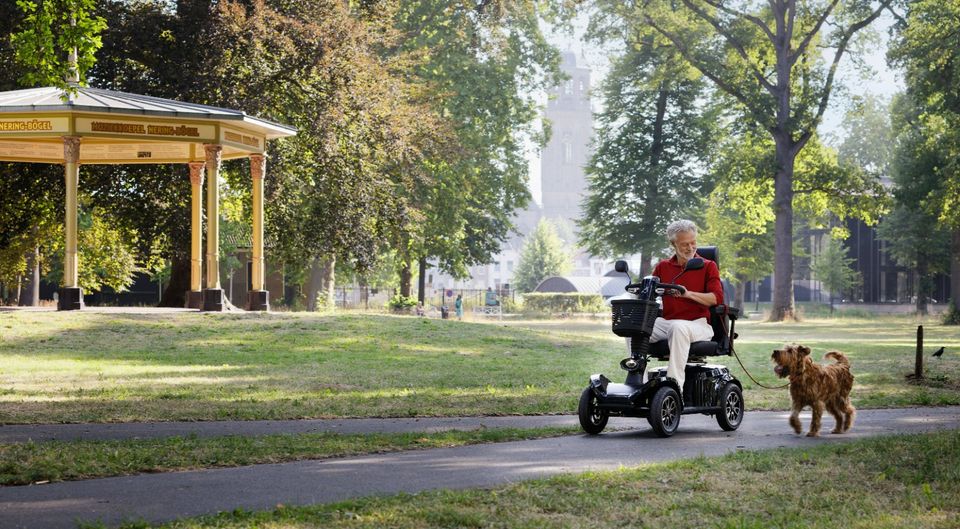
[650,219,724,392]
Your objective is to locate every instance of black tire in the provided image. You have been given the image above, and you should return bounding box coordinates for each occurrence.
[578,387,608,435]
[716,382,744,431]
[649,386,681,437]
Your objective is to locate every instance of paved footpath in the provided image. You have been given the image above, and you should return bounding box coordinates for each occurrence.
[1,407,959,529]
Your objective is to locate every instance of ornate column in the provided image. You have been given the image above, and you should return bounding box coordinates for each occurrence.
[186,161,205,309]
[59,136,83,310]
[247,154,269,311]
[201,144,225,311]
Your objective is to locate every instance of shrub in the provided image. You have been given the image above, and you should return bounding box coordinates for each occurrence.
[521,293,605,314]
[386,294,418,313]
[943,304,960,325]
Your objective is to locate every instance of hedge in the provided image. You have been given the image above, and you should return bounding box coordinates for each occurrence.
[521,292,605,314]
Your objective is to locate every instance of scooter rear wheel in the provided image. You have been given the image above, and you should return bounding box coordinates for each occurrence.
[578,387,608,434]
[649,386,681,437]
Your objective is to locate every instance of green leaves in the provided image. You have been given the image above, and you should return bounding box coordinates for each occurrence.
[578,18,718,266]
[513,219,571,293]
[10,0,106,90]
[809,237,861,311]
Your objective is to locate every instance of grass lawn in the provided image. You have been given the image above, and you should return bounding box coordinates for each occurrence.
[0,426,577,486]
[99,429,960,529]
[1,311,959,423]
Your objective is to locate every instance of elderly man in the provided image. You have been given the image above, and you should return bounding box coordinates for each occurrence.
[650,219,724,392]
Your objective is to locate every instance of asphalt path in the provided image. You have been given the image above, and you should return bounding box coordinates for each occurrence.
[1,407,959,529]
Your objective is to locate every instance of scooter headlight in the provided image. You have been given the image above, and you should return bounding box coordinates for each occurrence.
[620,357,639,371]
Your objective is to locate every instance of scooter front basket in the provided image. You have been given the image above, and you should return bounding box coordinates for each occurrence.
[611,299,659,338]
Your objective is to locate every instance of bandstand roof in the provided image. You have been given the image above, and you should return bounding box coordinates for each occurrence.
[0,86,296,165]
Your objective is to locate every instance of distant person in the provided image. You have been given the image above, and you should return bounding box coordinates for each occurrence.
[415,301,425,317]
[485,287,499,306]
[455,294,463,320]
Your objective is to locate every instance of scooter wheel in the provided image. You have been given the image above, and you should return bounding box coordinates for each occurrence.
[578,387,608,434]
[649,386,681,437]
[716,382,744,431]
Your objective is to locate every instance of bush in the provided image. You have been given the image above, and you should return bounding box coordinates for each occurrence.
[521,293,605,314]
[386,294,418,313]
[943,304,960,325]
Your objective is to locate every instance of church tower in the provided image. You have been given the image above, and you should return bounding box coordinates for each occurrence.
[540,52,593,225]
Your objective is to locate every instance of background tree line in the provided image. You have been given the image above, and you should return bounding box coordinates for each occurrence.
[575,0,959,322]
[3,0,959,322]
[0,0,565,308]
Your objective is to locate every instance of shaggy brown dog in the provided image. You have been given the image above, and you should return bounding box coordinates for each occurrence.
[771,344,855,437]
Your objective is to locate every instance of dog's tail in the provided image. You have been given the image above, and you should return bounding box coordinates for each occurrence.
[825,351,849,366]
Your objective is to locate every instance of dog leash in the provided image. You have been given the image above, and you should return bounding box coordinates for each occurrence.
[731,345,790,389]
[719,308,790,390]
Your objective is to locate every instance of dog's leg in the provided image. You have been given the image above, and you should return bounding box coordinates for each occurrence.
[827,399,844,434]
[843,398,856,432]
[807,402,823,437]
[789,403,803,434]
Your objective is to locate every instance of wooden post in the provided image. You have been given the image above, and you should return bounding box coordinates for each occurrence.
[915,325,924,379]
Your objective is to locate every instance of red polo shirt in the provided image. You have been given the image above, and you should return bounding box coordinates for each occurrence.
[653,255,724,321]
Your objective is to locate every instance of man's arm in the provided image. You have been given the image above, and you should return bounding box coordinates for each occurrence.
[672,261,723,307]
[679,289,716,307]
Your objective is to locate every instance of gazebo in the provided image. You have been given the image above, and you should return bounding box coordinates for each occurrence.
[0,86,296,311]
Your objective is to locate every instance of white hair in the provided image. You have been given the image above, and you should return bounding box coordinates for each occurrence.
[666,220,698,243]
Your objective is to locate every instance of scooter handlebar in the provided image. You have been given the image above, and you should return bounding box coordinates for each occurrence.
[624,280,686,297]
[654,283,687,296]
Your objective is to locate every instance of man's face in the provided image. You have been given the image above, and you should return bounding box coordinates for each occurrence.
[672,231,697,261]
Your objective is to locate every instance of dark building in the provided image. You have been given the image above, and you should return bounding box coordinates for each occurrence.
[743,219,951,306]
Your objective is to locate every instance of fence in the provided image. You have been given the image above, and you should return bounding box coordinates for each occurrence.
[332,287,515,311]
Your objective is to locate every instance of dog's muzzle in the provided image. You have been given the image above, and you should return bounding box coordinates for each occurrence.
[774,365,789,378]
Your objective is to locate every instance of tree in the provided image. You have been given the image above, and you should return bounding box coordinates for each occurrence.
[888,0,960,322]
[10,0,106,90]
[0,1,104,304]
[620,0,894,320]
[513,219,571,293]
[43,207,141,295]
[86,0,440,308]
[810,237,861,315]
[389,0,564,301]
[876,94,951,315]
[702,129,883,313]
[701,134,776,309]
[578,19,719,274]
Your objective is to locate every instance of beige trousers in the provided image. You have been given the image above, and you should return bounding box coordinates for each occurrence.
[648,317,713,390]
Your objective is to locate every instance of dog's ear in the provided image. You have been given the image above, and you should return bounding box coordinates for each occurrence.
[799,345,811,357]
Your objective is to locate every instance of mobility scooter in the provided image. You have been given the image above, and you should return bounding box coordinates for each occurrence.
[578,246,744,437]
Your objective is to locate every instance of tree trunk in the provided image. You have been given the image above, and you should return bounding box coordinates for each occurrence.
[399,262,412,298]
[159,257,190,307]
[639,249,652,277]
[639,88,668,276]
[19,244,40,307]
[770,135,796,321]
[916,255,928,316]
[950,229,960,321]
[417,257,427,304]
[307,256,335,311]
[734,273,746,310]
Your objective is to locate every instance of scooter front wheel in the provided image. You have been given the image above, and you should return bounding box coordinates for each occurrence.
[578,387,608,435]
[649,386,681,437]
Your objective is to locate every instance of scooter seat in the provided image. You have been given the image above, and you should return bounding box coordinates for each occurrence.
[649,339,719,359]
